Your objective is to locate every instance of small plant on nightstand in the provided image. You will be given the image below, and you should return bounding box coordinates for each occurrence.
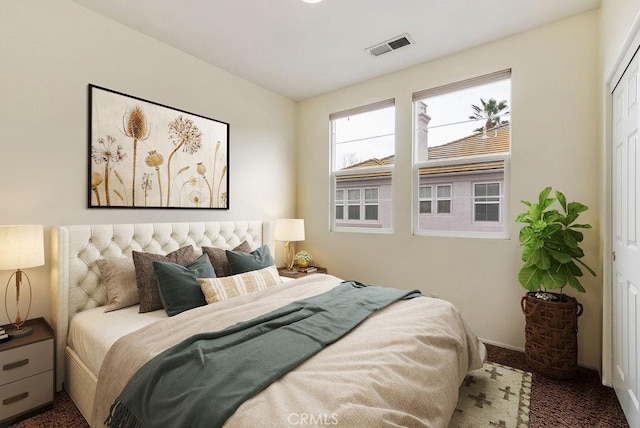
[294,250,312,268]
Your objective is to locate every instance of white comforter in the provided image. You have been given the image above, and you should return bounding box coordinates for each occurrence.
[91,274,485,427]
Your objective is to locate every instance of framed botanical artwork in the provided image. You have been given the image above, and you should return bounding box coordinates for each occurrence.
[88,84,229,209]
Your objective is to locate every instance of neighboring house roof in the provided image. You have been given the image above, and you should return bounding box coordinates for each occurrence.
[338,124,509,180]
[426,123,509,160]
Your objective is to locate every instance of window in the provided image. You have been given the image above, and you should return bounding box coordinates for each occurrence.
[347,189,361,220]
[436,185,452,214]
[335,189,344,220]
[331,99,394,232]
[335,187,380,222]
[474,182,500,222]
[364,188,379,220]
[413,69,510,237]
[419,186,432,214]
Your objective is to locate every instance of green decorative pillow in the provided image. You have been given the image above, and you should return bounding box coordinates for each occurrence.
[152,254,215,317]
[202,241,252,277]
[226,245,274,275]
[133,245,198,313]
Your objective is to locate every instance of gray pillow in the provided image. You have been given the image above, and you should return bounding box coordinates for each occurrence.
[96,257,139,312]
[153,254,215,317]
[202,241,251,277]
[226,245,274,275]
[133,245,198,313]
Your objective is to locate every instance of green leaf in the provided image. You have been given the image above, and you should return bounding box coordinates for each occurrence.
[538,187,551,205]
[538,187,552,206]
[567,261,583,277]
[543,210,560,224]
[563,230,578,248]
[519,227,535,244]
[564,212,579,225]
[535,248,551,270]
[567,201,588,216]
[515,213,531,224]
[540,270,566,289]
[518,265,543,291]
[529,204,542,222]
[567,274,586,293]
[540,198,556,211]
[567,229,584,243]
[555,190,567,212]
[547,248,573,264]
[521,200,532,207]
[574,257,596,277]
[532,219,547,232]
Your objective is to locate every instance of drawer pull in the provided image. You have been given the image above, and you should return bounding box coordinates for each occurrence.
[3,392,28,405]
[3,359,29,371]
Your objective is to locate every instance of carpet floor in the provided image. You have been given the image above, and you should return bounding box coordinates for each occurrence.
[9,344,629,427]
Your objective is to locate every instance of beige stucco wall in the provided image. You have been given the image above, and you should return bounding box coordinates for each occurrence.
[0,0,297,323]
[297,11,602,368]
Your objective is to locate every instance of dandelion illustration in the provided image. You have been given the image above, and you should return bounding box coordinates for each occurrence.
[217,165,227,208]
[91,172,103,206]
[188,190,205,207]
[220,192,227,208]
[91,135,126,206]
[166,116,202,206]
[197,162,213,208]
[178,176,198,207]
[141,172,153,207]
[145,150,164,205]
[123,105,150,207]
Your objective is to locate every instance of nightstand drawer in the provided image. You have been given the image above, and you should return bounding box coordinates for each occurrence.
[0,340,53,386]
[0,370,53,421]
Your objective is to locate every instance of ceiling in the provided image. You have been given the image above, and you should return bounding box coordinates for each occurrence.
[69,0,601,101]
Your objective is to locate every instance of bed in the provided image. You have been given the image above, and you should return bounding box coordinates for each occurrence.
[50,220,486,427]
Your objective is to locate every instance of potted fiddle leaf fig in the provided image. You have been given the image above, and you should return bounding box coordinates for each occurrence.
[516,187,596,379]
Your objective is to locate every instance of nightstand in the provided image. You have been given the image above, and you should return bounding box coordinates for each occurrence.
[0,318,54,426]
[278,266,327,279]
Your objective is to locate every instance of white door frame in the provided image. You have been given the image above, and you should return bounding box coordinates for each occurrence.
[605,13,640,387]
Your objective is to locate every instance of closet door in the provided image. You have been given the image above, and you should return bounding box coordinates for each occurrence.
[612,47,640,428]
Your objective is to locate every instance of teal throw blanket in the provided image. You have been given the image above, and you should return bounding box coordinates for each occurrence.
[106,281,421,428]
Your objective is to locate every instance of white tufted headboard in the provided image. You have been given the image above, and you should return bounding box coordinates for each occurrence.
[50,220,274,390]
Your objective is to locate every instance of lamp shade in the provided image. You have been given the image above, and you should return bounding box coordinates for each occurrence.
[274,219,305,242]
[0,225,45,270]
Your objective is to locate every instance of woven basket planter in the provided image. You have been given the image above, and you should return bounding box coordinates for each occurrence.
[521,292,583,379]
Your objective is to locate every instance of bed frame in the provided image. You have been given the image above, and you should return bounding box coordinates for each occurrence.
[50,220,274,421]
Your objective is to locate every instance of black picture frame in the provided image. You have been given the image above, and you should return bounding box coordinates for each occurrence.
[88,84,229,209]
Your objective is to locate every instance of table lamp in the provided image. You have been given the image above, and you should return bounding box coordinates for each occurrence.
[0,225,45,337]
[274,219,305,272]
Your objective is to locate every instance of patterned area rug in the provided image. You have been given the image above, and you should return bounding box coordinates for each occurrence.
[449,361,532,428]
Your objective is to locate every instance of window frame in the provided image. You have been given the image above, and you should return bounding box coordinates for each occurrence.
[335,189,345,220]
[418,185,433,215]
[473,181,502,223]
[412,69,511,239]
[330,99,395,234]
[435,184,453,215]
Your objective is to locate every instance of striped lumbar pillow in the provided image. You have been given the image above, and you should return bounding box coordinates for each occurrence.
[197,265,282,304]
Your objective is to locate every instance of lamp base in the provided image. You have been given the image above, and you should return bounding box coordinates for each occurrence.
[7,326,32,338]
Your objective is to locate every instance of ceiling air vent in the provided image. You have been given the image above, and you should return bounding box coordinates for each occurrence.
[367,34,413,57]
